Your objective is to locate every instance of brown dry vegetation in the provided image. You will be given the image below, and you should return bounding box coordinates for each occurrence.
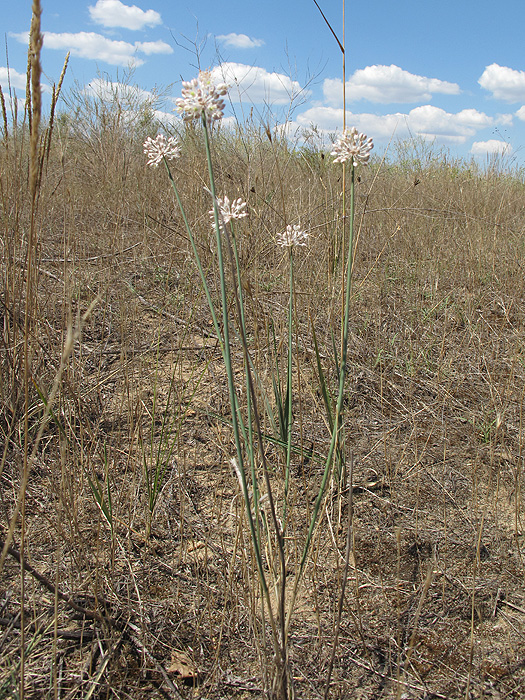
[1,74,525,699]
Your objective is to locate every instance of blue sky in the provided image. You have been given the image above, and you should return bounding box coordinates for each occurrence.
[3,0,525,165]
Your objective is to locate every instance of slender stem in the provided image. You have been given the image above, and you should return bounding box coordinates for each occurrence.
[163,158,224,351]
[283,249,294,522]
[286,163,355,634]
[218,177,287,677]
[340,0,347,361]
[230,224,261,542]
[201,120,284,655]
[324,453,353,699]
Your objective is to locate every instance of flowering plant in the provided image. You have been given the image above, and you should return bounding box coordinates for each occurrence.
[276,224,309,248]
[331,126,374,166]
[143,134,180,167]
[175,70,229,123]
[209,195,248,230]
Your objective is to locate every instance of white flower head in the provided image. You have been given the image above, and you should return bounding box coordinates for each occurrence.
[209,195,248,229]
[276,224,308,248]
[331,127,374,166]
[175,70,229,123]
[143,134,181,167]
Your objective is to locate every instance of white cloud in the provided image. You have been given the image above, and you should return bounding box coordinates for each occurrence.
[210,62,310,104]
[11,31,172,67]
[0,66,28,91]
[152,109,180,125]
[0,90,26,115]
[324,64,460,106]
[496,112,514,126]
[85,77,154,101]
[479,64,525,102]
[516,106,525,121]
[136,41,172,55]
[0,65,51,94]
[216,33,264,49]
[89,0,162,30]
[295,104,496,144]
[470,140,513,156]
[219,115,239,130]
[82,79,181,127]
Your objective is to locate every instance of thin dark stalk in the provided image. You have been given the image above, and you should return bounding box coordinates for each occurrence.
[220,196,290,699]
[283,250,294,522]
[324,454,353,699]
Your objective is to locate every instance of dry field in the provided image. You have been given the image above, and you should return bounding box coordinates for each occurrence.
[1,68,525,699]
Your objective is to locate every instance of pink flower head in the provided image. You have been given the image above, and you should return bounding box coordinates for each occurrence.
[209,195,248,229]
[331,127,374,166]
[143,134,181,167]
[175,70,229,123]
[276,224,308,248]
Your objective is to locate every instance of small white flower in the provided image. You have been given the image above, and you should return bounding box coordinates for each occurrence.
[209,195,248,229]
[331,127,374,166]
[276,224,309,248]
[175,70,229,123]
[143,134,181,167]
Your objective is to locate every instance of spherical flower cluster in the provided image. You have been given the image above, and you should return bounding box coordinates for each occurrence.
[331,127,374,166]
[209,195,248,230]
[175,70,229,123]
[276,224,309,248]
[143,134,181,167]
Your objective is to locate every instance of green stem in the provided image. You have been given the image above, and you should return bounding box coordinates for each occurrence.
[283,249,294,523]
[163,157,224,352]
[285,163,356,633]
[201,116,272,603]
[230,223,261,541]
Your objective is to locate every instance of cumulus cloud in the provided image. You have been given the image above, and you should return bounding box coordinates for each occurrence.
[295,104,496,144]
[516,106,525,121]
[86,77,154,101]
[0,66,28,91]
[216,33,264,49]
[136,41,172,55]
[89,0,162,30]
[210,62,310,104]
[324,64,460,106]
[83,79,181,127]
[470,140,513,156]
[0,65,51,94]
[11,31,172,67]
[152,109,180,125]
[478,64,525,102]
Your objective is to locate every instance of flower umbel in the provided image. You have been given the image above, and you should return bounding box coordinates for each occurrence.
[143,134,181,167]
[209,195,248,230]
[175,70,229,123]
[331,127,374,166]
[276,225,309,248]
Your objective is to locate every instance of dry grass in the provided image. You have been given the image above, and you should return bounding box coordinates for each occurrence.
[1,69,525,699]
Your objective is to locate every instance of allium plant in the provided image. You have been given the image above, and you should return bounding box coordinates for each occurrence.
[145,73,291,697]
[143,71,374,700]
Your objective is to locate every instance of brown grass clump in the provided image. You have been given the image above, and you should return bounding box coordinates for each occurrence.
[1,54,525,700]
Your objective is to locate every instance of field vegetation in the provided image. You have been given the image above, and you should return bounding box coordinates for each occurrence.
[1,6,525,699]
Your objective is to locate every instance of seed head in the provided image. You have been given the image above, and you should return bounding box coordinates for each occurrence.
[331,127,374,166]
[143,134,181,167]
[276,224,309,248]
[175,70,229,123]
